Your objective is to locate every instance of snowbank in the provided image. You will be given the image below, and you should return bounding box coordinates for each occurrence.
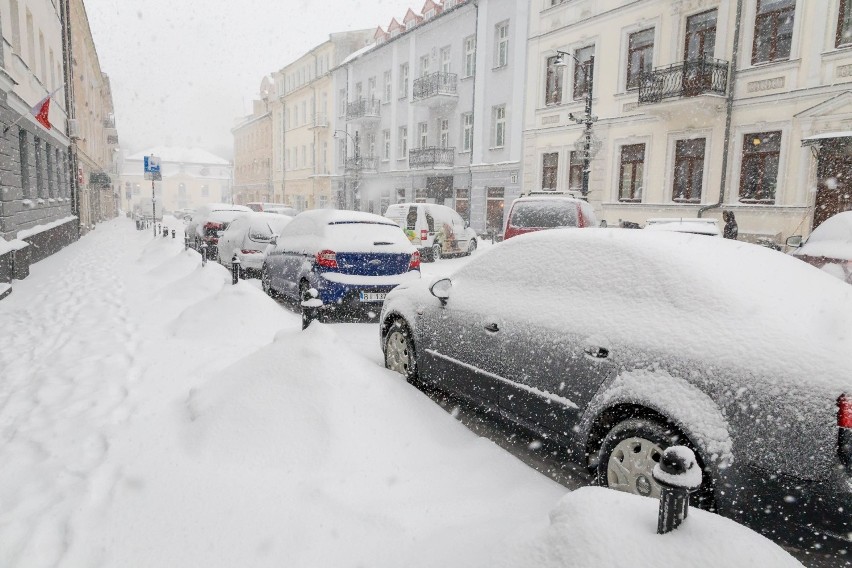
[496,487,803,568]
[16,215,77,239]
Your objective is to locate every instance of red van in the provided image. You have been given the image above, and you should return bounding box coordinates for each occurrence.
[504,194,598,240]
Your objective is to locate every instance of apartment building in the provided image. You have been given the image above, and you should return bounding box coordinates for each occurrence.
[333,0,529,234]
[271,31,373,211]
[232,77,273,205]
[69,0,120,231]
[524,0,852,242]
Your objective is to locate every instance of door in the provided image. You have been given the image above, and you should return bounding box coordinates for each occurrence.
[813,138,852,229]
[683,9,717,96]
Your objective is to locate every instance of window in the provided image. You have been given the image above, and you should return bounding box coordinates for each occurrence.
[838,0,852,47]
[286,148,291,170]
[493,105,506,148]
[440,46,451,73]
[398,126,408,158]
[39,31,46,82]
[740,131,781,203]
[19,130,31,198]
[201,185,209,198]
[420,55,430,77]
[752,0,795,64]
[46,143,54,197]
[367,76,377,101]
[618,144,645,202]
[321,141,328,173]
[366,133,375,158]
[673,138,706,202]
[627,29,654,90]
[542,152,558,191]
[26,10,34,67]
[464,36,476,77]
[384,70,392,102]
[439,119,450,148]
[10,0,21,53]
[418,122,428,148]
[355,82,362,100]
[339,89,346,116]
[383,129,391,160]
[545,56,563,105]
[573,45,594,101]
[461,113,473,152]
[568,151,583,191]
[35,137,44,198]
[495,21,509,68]
[399,63,409,98]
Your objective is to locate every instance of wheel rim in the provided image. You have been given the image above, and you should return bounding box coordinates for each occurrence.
[469,241,476,253]
[385,330,413,376]
[607,436,665,498]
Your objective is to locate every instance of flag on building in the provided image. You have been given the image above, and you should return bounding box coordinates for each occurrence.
[30,92,54,130]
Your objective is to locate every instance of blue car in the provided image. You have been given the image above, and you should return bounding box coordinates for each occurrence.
[261,210,420,314]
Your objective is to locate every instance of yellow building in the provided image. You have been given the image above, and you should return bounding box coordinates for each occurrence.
[232,77,273,205]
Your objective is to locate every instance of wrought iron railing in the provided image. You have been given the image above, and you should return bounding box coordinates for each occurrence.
[409,146,455,168]
[413,72,458,101]
[346,98,381,120]
[638,57,729,104]
[344,156,378,172]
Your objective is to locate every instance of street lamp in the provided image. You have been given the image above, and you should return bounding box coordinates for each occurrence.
[554,50,596,197]
[333,129,360,210]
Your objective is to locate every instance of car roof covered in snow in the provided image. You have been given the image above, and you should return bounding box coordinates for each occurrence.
[797,210,852,260]
[645,218,721,236]
[296,209,399,226]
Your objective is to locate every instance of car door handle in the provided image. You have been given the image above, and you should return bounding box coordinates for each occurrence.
[484,323,499,333]
[584,346,609,359]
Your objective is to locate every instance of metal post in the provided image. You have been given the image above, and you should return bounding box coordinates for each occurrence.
[301,287,322,329]
[231,254,241,284]
[184,234,190,250]
[652,446,702,534]
[151,178,156,237]
[201,242,208,266]
[171,229,176,239]
[581,55,595,197]
[353,130,360,211]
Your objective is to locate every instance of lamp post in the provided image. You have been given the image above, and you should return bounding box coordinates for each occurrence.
[554,51,596,196]
[333,129,360,210]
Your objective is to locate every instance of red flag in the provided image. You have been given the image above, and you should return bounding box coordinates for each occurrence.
[30,92,54,130]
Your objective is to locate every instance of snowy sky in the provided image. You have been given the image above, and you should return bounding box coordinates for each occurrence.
[85,0,418,158]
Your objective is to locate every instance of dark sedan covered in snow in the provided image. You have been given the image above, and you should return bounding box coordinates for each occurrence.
[380,228,852,555]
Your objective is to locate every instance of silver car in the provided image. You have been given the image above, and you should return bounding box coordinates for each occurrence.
[379,228,852,556]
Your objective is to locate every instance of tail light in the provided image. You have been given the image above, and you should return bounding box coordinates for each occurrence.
[315,249,338,269]
[240,249,262,255]
[421,229,428,241]
[839,394,852,429]
[408,251,421,270]
[204,222,224,235]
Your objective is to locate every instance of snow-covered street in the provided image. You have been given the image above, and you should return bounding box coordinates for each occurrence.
[0,217,567,567]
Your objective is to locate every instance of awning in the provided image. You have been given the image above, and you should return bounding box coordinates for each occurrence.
[802,131,852,146]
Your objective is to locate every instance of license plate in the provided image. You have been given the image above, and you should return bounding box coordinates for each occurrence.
[359,292,386,302]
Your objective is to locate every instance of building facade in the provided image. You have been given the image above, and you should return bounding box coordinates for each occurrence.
[232,77,273,205]
[270,30,373,212]
[121,147,232,215]
[524,0,852,242]
[69,0,120,232]
[333,0,529,234]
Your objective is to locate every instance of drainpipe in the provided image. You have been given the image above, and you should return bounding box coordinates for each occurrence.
[467,0,479,227]
[699,0,743,218]
[281,99,286,205]
[60,0,79,234]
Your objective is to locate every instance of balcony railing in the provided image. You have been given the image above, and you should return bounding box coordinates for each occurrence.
[409,146,455,169]
[638,57,729,104]
[346,98,381,121]
[345,156,378,172]
[310,112,328,128]
[413,72,458,101]
[107,135,119,145]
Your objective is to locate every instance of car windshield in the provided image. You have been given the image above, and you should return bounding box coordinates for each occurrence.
[3,1,851,566]
[510,201,579,228]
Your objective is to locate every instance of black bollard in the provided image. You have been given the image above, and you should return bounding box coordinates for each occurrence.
[231,254,241,284]
[184,234,190,250]
[200,242,208,266]
[162,226,168,237]
[171,229,176,239]
[301,287,323,330]
[652,446,702,534]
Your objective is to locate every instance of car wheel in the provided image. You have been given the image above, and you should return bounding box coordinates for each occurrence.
[466,239,477,256]
[383,319,418,384]
[432,243,442,262]
[261,264,276,298]
[597,417,714,509]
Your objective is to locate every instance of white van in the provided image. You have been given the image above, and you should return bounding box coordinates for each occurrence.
[384,203,478,261]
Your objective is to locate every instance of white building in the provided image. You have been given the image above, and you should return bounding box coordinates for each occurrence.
[333,0,529,234]
[524,0,852,242]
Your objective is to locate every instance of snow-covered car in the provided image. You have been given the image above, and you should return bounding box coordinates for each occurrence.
[216,212,293,276]
[384,203,477,261]
[246,202,297,216]
[264,206,298,217]
[644,217,721,237]
[262,210,420,315]
[184,203,252,257]
[787,210,852,284]
[380,228,852,556]
[503,193,597,240]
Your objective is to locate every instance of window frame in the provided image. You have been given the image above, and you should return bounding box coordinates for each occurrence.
[751,0,795,64]
[399,63,409,99]
[568,151,583,191]
[398,126,408,159]
[464,36,477,77]
[542,152,558,191]
[618,143,645,202]
[545,55,563,106]
[626,28,654,91]
[461,112,473,152]
[672,137,706,203]
[495,21,510,68]
[838,0,852,48]
[738,131,782,203]
[493,105,506,149]
[418,122,428,148]
[573,45,595,101]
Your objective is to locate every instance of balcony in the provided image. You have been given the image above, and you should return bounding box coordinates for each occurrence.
[638,57,729,106]
[107,134,119,145]
[309,112,328,129]
[346,98,381,123]
[103,116,116,129]
[412,72,458,106]
[409,146,455,169]
[345,156,378,173]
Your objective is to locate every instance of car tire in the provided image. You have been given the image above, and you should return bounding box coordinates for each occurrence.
[432,243,442,262]
[261,264,277,298]
[596,417,714,510]
[383,319,418,384]
[466,239,477,256]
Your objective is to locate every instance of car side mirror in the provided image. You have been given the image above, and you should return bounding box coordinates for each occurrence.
[269,235,278,246]
[429,278,452,305]
[785,235,802,248]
